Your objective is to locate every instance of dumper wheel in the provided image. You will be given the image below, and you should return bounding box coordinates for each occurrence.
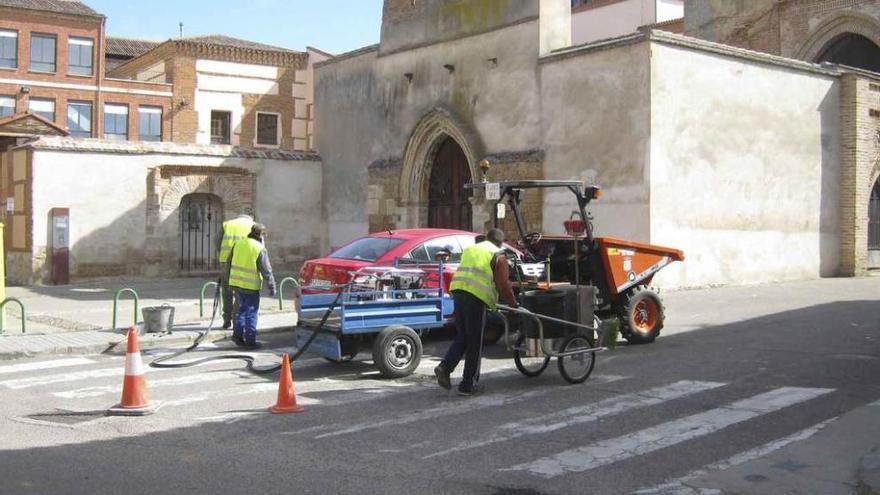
[372,325,422,378]
[616,286,664,344]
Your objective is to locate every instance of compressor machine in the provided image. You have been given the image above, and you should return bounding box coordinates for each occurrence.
[469,178,685,383]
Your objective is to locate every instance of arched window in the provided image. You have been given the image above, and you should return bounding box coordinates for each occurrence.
[179,193,223,271]
[816,33,880,73]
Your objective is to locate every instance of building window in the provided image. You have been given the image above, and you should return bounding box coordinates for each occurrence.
[0,96,14,117]
[256,112,280,147]
[139,106,162,142]
[210,110,231,144]
[30,33,56,73]
[68,37,93,76]
[104,103,128,140]
[28,97,55,121]
[0,30,17,69]
[67,101,92,138]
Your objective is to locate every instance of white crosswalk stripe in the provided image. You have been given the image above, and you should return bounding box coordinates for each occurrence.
[0,357,95,375]
[0,359,228,390]
[313,374,628,440]
[424,380,725,459]
[503,386,834,478]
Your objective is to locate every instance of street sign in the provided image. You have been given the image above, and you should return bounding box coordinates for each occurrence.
[486,182,500,201]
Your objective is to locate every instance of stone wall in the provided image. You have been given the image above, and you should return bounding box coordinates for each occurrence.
[839,72,880,275]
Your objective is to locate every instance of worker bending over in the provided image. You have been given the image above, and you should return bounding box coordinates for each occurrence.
[227,223,276,349]
[435,228,518,395]
[217,213,254,329]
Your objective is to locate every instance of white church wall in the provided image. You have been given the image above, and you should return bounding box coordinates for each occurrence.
[648,41,841,289]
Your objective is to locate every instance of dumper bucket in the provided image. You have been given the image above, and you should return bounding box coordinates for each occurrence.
[595,237,684,295]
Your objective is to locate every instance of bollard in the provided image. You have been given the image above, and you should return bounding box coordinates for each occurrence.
[112,288,140,330]
[277,277,300,310]
[0,298,26,334]
[200,281,223,318]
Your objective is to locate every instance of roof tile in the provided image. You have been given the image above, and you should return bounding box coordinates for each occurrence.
[0,0,101,17]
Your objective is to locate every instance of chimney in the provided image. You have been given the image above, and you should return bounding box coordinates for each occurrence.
[539,0,572,56]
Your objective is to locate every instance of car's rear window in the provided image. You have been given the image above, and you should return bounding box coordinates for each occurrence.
[330,237,405,262]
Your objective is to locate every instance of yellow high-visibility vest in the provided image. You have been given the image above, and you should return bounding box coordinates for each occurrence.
[228,238,264,291]
[218,217,254,263]
[449,241,501,309]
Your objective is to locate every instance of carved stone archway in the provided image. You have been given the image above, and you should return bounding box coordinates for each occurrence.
[398,108,485,228]
[795,12,880,63]
[144,166,255,275]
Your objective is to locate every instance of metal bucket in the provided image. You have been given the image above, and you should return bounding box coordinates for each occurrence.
[142,304,175,333]
[521,289,567,338]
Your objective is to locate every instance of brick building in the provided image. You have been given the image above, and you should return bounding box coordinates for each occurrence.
[315,0,880,289]
[0,0,329,284]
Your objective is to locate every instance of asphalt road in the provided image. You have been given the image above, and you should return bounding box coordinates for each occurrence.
[0,277,878,495]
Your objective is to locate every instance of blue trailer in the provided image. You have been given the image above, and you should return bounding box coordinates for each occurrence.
[293,266,454,378]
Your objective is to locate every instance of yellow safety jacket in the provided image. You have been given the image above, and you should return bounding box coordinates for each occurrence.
[218,217,254,264]
[449,241,501,309]
[228,238,264,291]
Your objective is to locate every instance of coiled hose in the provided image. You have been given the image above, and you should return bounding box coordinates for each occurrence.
[149,280,343,374]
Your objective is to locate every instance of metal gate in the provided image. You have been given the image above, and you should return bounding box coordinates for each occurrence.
[179,193,222,272]
[869,181,880,264]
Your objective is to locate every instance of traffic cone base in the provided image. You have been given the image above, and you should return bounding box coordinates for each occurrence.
[107,327,157,416]
[270,354,304,414]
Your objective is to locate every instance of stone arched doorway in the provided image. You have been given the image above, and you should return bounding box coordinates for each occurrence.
[816,33,880,72]
[869,178,880,269]
[427,137,473,231]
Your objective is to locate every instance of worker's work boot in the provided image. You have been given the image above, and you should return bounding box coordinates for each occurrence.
[457,383,483,396]
[231,335,246,347]
[241,341,263,350]
[434,364,451,390]
[222,318,232,330]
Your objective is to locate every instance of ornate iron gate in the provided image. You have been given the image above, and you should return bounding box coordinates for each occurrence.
[179,194,222,272]
[869,181,880,252]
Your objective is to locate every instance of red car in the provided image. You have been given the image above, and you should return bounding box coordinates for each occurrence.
[299,228,481,292]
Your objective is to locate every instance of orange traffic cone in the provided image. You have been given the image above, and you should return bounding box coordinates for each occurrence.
[108,327,158,416]
[270,353,304,414]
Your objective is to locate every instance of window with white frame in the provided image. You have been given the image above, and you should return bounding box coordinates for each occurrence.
[67,101,92,138]
[28,98,55,121]
[0,96,14,117]
[30,33,56,73]
[0,30,17,69]
[104,103,128,140]
[138,106,162,142]
[256,112,279,147]
[68,37,93,76]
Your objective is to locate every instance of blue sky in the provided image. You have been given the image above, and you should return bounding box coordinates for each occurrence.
[86,0,384,55]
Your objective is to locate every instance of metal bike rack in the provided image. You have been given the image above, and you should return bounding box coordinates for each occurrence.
[277,277,300,310]
[112,288,140,330]
[0,298,26,334]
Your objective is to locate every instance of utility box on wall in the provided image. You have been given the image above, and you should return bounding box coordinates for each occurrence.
[49,208,69,285]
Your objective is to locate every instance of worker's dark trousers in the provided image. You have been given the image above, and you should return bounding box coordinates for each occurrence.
[234,289,261,344]
[220,268,238,323]
[441,290,487,388]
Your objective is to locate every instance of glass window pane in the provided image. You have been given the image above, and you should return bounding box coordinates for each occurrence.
[29,98,54,121]
[68,38,93,76]
[138,106,161,142]
[329,237,405,262]
[423,236,464,263]
[67,102,91,138]
[0,95,14,117]
[0,30,17,69]
[257,113,278,145]
[104,104,128,140]
[30,34,56,72]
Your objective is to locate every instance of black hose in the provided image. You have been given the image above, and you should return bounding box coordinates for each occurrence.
[149,280,344,374]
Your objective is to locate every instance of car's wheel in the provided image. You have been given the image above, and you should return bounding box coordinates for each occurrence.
[513,334,550,377]
[372,325,422,378]
[615,285,664,344]
[557,334,596,384]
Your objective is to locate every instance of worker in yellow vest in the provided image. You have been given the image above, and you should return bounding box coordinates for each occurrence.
[435,228,518,395]
[227,223,277,349]
[217,214,254,329]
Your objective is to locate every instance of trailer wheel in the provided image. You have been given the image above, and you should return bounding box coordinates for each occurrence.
[372,325,422,378]
[616,285,664,344]
[557,334,596,384]
[513,334,550,377]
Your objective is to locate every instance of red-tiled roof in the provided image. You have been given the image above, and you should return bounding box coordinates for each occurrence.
[106,37,161,58]
[0,0,102,17]
[179,35,299,54]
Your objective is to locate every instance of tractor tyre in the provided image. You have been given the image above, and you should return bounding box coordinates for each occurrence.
[615,285,664,344]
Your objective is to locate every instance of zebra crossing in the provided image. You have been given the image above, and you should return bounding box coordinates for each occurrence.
[0,350,847,492]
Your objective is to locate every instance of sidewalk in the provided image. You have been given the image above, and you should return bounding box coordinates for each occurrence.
[0,276,298,360]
